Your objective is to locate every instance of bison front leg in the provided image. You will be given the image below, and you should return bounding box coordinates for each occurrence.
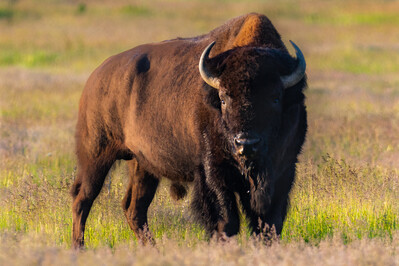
[262,166,296,236]
[122,159,159,245]
[191,164,240,240]
[239,166,295,238]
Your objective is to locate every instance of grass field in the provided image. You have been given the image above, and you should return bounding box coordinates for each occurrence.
[0,0,398,264]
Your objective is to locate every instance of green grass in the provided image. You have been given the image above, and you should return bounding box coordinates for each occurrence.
[75,3,87,15]
[0,50,59,67]
[0,7,13,20]
[283,156,398,243]
[1,89,79,124]
[305,12,399,26]
[311,46,399,74]
[1,153,397,248]
[119,5,152,17]
[0,0,399,262]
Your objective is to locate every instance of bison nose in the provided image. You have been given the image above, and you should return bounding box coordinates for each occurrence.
[234,137,261,157]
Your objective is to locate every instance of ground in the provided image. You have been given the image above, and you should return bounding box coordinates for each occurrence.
[0,0,398,264]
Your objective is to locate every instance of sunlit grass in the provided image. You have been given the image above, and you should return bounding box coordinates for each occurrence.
[305,11,399,26]
[1,153,397,248]
[119,4,152,17]
[310,46,399,74]
[0,50,59,67]
[0,0,398,263]
[1,89,79,124]
[2,1,399,74]
[283,157,398,243]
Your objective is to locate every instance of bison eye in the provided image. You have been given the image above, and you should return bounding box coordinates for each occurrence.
[221,99,225,105]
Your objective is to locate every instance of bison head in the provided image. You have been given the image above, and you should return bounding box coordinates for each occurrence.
[199,41,306,217]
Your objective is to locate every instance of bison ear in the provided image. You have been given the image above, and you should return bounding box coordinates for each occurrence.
[204,84,222,111]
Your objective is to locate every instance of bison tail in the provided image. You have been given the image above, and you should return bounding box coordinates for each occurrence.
[170,182,188,201]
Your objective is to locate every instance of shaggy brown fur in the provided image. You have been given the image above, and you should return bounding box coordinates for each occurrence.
[170,182,188,201]
[71,13,307,248]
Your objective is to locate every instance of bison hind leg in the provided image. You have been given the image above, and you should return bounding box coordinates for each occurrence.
[71,156,115,249]
[170,182,188,201]
[122,159,159,245]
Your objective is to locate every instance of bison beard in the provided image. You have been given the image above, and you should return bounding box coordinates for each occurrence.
[71,12,307,248]
[239,159,273,220]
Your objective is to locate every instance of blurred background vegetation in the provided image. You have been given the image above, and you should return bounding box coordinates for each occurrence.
[0,0,398,253]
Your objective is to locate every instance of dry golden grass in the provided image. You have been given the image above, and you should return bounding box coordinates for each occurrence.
[1,0,399,264]
[1,233,398,266]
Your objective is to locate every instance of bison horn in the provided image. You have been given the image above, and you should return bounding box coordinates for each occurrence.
[280,41,306,89]
[199,41,221,89]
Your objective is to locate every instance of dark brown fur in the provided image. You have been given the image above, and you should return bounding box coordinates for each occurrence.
[71,13,307,248]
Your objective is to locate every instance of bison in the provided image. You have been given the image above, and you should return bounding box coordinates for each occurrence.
[71,13,307,248]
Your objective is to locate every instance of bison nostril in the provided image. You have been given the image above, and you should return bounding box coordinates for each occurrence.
[235,138,261,146]
[234,138,242,146]
[234,137,261,156]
